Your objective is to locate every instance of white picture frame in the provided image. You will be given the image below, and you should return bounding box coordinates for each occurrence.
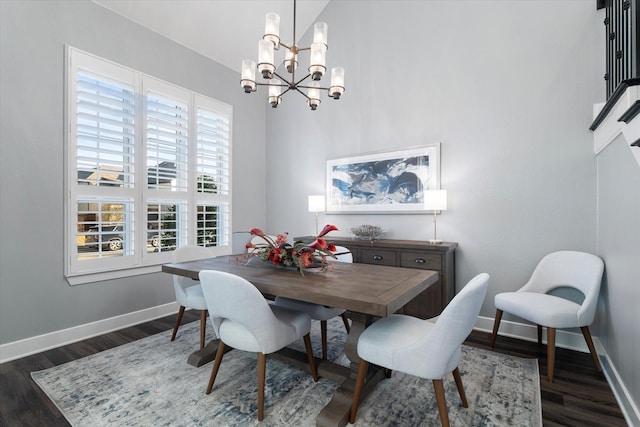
[326,144,441,214]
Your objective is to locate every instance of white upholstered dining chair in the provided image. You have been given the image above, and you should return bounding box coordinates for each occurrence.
[490,250,604,382]
[273,245,352,360]
[170,245,212,349]
[199,270,319,422]
[350,273,489,427]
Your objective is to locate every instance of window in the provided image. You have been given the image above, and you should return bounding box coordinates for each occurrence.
[65,47,232,282]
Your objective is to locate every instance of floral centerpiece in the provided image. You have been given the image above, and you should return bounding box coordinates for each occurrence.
[245,224,339,275]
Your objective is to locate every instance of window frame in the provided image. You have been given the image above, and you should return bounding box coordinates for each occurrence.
[64,46,232,285]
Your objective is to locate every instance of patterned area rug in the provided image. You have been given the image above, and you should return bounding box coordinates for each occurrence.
[32,318,541,426]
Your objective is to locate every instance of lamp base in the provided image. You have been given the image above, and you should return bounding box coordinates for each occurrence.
[427,239,443,244]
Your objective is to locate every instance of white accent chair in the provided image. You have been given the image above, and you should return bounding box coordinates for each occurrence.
[170,245,213,349]
[350,273,489,427]
[490,251,604,382]
[199,270,319,422]
[273,245,352,360]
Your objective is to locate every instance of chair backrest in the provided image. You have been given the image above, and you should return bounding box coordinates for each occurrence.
[519,251,604,324]
[333,245,353,263]
[199,270,292,353]
[172,246,213,302]
[399,273,489,379]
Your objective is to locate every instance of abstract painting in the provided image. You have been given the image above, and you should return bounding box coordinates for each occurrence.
[326,145,440,213]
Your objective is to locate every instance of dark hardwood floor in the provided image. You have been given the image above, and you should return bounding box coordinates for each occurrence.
[0,311,627,426]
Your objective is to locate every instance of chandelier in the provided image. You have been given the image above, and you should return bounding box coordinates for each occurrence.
[240,0,345,110]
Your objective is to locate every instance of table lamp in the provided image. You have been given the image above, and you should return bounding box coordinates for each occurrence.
[424,190,447,244]
[308,195,326,237]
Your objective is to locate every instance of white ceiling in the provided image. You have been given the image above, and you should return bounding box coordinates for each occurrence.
[92,0,330,72]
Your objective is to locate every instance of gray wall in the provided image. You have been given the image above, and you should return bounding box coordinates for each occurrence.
[2,0,637,418]
[0,0,266,344]
[596,135,640,415]
[265,0,602,317]
[264,0,640,416]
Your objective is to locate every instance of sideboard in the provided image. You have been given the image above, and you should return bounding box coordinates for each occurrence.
[298,236,457,319]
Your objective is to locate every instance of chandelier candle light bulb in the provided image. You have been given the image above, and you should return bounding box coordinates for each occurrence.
[268,79,282,107]
[240,0,345,109]
[241,60,257,93]
[264,12,281,48]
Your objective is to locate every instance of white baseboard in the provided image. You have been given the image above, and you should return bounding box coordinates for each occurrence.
[475,315,592,352]
[598,340,640,427]
[3,308,638,426]
[0,302,180,364]
[475,315,639,426]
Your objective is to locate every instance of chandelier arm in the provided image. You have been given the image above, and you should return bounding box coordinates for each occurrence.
[255,81,288,88]
[297,84,331,91]
[272,71,292,85]
[294,86,311,100]
[281,87,294,97]
[293,73,312,86]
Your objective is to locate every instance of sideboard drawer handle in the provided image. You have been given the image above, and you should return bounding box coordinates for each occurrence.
[414,258,426,264]
[372,255,383,261]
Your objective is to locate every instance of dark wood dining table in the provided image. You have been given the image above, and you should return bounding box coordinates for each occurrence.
[162,254,438,427]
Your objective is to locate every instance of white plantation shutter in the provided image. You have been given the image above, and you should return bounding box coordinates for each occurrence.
[196,103,230,195]
[76,70,135,188]
[195,96,232,248]
[65,47,232,282]
[145,84,189,192]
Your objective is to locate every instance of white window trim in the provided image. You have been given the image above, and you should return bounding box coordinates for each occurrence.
[64,46,232,285]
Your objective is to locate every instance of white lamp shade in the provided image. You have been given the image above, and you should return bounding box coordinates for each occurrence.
[424,190,447,211]
[329,67,345,98]
[240,60,256,92]
[264,12,280,48]
[313,22,328,46]
[308,195,326,212]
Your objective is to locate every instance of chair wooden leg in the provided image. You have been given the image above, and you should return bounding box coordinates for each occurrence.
[341,312,351,333]
[490,309,503,348]
[452,367,468,408]
[199,310,207,350]
[433,379,450,427]
[171,306,185,341]
[258,352,266,421]
[206,341,226,394]
[581,326,602,372]
[303,333,319,382]
[321,320,328,360]
[546,327,556,382]
[349,359,369,424]
[537,325,543,345]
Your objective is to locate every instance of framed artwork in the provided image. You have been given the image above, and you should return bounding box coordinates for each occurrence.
[326,144,440,213]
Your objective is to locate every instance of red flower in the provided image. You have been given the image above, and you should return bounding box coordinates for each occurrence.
[245,242,255,249]
[327,244,337,252]
[308,238,327,250]
[275,232,289,245]
[250,228,265,236]
[298,251,313,268]
[317,224,338,238]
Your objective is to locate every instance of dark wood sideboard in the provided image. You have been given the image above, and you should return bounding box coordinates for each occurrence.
[297,237,457,319]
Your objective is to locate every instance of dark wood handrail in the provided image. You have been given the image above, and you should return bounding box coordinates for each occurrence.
[590,77,640,130]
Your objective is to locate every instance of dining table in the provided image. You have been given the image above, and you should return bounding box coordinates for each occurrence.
[162,254,438,427]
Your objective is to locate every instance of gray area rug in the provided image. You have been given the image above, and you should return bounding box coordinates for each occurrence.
[32,317,542,426]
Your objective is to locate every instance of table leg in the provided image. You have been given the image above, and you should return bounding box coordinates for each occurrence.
[187,339,220,367]
[316,312,384,427]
